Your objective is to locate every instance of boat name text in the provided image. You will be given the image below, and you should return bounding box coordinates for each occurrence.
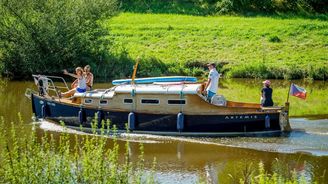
[225,115,258,120]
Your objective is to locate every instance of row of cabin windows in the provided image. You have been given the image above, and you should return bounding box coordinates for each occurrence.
[84,99,108,105]
[124,99,186,105]
[84,99,186,105]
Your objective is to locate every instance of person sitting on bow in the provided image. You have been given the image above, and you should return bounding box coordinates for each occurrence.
[61,67,86,98]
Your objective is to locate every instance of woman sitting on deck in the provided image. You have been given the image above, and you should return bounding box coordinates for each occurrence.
[61,67,86,98]
[71,65,94,90]
[261,80,274,107]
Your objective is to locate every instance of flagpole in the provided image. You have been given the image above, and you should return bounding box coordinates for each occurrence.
[283,81,292,132]
[286,81,292,103]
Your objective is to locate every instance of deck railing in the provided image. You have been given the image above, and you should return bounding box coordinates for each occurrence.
[32,75,69,98]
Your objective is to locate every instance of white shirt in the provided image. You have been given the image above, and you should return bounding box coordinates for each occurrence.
[206,68,219,93]
[77,76,87,89]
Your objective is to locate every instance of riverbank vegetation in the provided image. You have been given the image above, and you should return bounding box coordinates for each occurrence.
[0,0,119,79]
[218,160,325,183]
[0,0,327,80]
[0,115,156,183]
[121,0,328,16]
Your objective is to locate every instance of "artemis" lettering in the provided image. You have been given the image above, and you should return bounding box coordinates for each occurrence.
[224,115,258,120]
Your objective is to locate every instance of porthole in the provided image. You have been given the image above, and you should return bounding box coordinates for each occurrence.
[123,99,133,104]
[84,99,93,104]
[100,100,108,105]
[168,99,186,105]
[141,99,159,104]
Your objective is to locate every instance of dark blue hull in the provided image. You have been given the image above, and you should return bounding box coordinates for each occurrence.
[31,94,282,136]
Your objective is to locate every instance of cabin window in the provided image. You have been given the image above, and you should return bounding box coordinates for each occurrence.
[84,99,93,104]
[123,99,133,104]
[100,100,108,105]
[141,99,159,104]
[168,99,186,105]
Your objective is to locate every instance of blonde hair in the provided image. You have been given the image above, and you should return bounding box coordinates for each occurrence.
[75,67,84,75]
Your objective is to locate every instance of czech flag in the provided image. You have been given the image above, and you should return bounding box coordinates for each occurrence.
[290,83,307,100]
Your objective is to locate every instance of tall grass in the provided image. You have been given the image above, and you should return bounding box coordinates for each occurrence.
[0,114,156,183]
[218,160,317,183]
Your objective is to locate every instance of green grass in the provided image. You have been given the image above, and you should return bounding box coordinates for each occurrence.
[104,13,328,79]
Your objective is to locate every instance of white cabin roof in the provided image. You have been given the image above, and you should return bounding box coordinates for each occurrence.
[73,83,201,98]
[114,83,201,95]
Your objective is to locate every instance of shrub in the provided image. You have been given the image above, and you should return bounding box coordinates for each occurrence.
[268,35,282,43]
[0,0,118,79]
[137,57,168,77]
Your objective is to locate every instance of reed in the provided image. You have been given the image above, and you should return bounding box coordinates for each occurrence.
[0,114,156,183]
[218,159,323,183]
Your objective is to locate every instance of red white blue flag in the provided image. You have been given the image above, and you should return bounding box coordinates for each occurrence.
[290,83,307,100]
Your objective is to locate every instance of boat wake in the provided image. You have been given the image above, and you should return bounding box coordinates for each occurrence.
[305,131,328,136]
[37,120,162,144]
[36,118,328,156]
[37,119,88,135]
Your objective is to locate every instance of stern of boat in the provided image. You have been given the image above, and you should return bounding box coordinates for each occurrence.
[279,102,291,132]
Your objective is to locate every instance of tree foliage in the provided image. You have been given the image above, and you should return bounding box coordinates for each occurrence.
[0,0,118,79]
[120,0,328,15]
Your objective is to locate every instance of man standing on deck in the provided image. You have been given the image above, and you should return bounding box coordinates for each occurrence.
[203,63,220,102]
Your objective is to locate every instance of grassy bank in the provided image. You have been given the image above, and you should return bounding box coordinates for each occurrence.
[105,13,328,80]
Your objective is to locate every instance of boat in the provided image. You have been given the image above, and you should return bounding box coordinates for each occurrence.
[25,74,291,137]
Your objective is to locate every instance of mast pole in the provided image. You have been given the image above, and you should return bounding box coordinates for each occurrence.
[131,57,140,85]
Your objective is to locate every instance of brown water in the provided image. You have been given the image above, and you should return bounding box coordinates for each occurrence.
[0,79,328,183]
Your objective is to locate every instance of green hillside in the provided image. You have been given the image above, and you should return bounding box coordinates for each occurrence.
[106,13,328,79]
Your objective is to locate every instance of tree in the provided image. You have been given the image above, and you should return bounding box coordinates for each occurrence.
[0,0,118,79]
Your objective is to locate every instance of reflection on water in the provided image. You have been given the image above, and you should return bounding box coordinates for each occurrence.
[0,79,328,183]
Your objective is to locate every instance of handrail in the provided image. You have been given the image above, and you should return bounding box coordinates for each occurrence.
[32,74,70,98]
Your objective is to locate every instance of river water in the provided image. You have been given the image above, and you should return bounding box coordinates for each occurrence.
[0,79,327,183]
